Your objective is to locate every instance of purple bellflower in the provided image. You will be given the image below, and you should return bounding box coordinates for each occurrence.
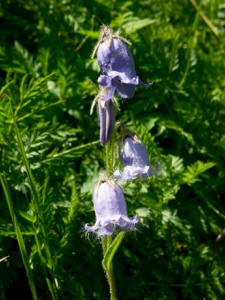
[85,173,138,236]
[93,25,153,101]
[114,135,160,180]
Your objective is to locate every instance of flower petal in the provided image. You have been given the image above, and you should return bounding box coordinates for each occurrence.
[114,166,149,180]
[98,74,112,87]
[98,75,117,100]
[114,81,135,98]
[117,216,139,231]
[138,78,153,87]
[97,38,137,82]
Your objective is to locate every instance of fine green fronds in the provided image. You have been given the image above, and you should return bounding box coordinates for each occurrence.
[9,99,59,300]
[0,0,225,299]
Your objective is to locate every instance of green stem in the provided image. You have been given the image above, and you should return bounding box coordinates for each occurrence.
[33,232,57,299]
[103,139,117,299]
[106,264,117,300]
[102,238,117,295]
[105,142,112,176]
[68,169,80,222]
[103,236,117,300]
[102,236,108,255]
[9,99,59,300]
[0,174,38,300]
[179,0,202,87]
[189,0,218,36]
[105,127,117,176]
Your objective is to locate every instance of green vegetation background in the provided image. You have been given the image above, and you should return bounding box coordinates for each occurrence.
[0,0,225,299]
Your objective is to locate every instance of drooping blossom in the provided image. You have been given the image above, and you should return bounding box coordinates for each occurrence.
[95,25,153,101]
[114,135,160,180]
[85,173,138,236]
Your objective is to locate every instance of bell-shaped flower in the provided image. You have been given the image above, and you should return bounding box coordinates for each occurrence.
[114,136,160,180]
[95,26,152,101]
[85,174,138,236]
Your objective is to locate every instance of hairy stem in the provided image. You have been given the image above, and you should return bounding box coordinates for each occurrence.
[103,135,117,299]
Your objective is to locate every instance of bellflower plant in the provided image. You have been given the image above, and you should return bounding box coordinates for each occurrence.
[85,173,138,237]
[87,25,158,300]
[92,25,153,101]
[114,132,160,180]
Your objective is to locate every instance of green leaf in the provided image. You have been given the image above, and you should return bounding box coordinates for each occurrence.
[122,18,157,34]
[136,207,150,218]
[169,155,184,171]
[0,80,14,94]
[102,232,125,272]
[19,210,36,223]
[158,120,194,144]
[182,161,216,184]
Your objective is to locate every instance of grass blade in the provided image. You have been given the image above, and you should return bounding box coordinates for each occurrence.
[0,173,38,300]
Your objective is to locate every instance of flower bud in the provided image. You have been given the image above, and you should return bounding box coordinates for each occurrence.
[97,99,115,146]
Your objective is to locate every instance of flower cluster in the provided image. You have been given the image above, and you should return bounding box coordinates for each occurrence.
[86,25,160,237]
